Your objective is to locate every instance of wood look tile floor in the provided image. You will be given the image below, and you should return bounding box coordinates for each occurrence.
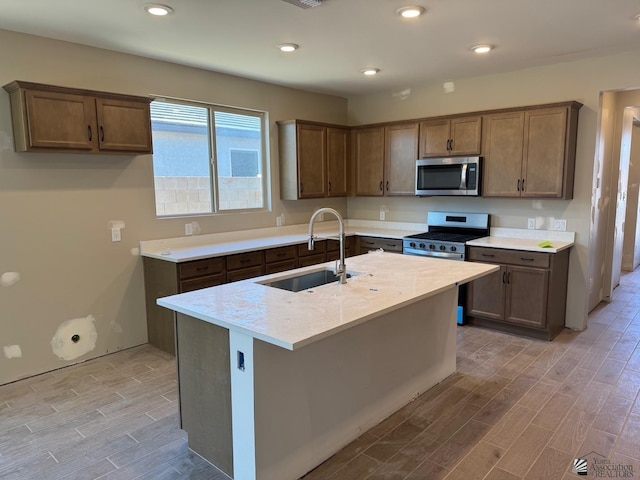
[3,272,640,480]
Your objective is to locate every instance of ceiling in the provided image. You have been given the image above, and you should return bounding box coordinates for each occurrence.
[1,0,639,97]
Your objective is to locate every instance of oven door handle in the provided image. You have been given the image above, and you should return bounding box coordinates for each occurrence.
[460,163,468,190]
[404,248,464,260]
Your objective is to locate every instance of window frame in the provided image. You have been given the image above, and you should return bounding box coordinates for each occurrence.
[150,97,270,218]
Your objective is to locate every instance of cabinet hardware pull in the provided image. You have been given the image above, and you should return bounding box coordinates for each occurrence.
[379,181,383,191]
[450,138,454,151]
[520,257,535,262]
[328,181,332,192]
[481,253,495,257]
[88,125,92,141]
[196,266,209,271]
[300,182,303,193]
[521,178,525,191]
[502,271,506,283]
[100,126,105,142]
[507,272,511,284]
[517,179,521,191]
[386,181,389,191]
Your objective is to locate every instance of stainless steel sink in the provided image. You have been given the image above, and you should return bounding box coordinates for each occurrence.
[263,269,353,292]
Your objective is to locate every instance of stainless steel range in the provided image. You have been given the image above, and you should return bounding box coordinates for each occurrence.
[403,212,490,261]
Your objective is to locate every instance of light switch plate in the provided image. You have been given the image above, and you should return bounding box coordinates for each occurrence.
[185,223,193,236]
[111,228,121,242]
[527,218,536,230]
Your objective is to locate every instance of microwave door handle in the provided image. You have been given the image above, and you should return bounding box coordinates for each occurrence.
[460,163,468,189]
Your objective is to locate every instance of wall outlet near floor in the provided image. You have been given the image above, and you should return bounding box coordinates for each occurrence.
[527,218,536,230]
[185,223,193,236]
[553,219,567,231]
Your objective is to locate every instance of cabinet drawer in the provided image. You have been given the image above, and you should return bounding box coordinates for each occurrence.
[298,240,326,257]
[327,249,352,262]
[227,265,265,283]
[265,259,298,274]
[226,251,264,271]
[468,247,550,268]
[265,245,297,264]
[180,274,226,293]
[326,236,354,252]
[358,236,403,253]
[179,257,225,280]
[298,253,326,267]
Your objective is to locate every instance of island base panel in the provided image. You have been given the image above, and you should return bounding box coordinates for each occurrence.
[230,288,458,480]
[176,313,233,477]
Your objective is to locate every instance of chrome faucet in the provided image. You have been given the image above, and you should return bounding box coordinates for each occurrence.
[308,208,347,284]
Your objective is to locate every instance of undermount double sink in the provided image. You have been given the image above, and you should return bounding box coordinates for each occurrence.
[262,269,356,293]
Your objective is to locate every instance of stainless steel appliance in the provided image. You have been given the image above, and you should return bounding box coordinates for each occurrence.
[403,211,490,260]
[415,156,482,197]
[403,211,490,325]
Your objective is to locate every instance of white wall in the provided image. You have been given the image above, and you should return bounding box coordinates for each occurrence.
[346,51,640,330]
[0,29,348,385]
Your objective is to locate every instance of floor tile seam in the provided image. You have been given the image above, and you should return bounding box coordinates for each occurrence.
[103,436,188,475]
[27,408,106,435]
[609,411,640,458]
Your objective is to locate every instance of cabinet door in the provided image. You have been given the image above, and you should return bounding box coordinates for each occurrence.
[505,266,549,328]
[521,108,567,198]
[354,127,385,196]
[24,90,97,150]
[295,123,326,198]
[481,112,524,197]
[95,98,152,153]
[326,127,349,197]
[419,119,450,157]
[450,116,481,155]
[385,123,419,196]
[467,264,506,321]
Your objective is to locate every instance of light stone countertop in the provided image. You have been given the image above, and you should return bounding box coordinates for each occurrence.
[466,227,575,253]
[140,220,426,263]
[156,252,498,350]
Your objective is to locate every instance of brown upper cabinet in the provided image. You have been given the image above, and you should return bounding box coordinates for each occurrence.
[278,120,349,200]
[354,123,419,196]
[3,81,152,155]
[354,126,386,196]
[419,116,481,157]
[384,123,419,196]
[482,102,581,199]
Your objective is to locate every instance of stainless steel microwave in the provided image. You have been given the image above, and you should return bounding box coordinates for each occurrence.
[415,156,482,196]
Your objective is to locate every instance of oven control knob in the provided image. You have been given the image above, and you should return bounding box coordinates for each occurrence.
[439,245,446,251]
[450,245,457,252]
[409,242,416,248]
[429,244,436,250]
[419,243,426,249]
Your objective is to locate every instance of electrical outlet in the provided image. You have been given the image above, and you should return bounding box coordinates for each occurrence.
[185,223,193,236]
[527,218,536,230]
[380,210,385,221]
[111,228,121,242]
[553,219,567,231]
[317,213,324,222]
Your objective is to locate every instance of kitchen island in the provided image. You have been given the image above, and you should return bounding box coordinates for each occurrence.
[157,252,498,480]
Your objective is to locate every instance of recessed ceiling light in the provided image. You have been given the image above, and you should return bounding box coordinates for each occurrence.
[278,43,299,52]
[471,44,494,54]
[362,68,380,76]
[396,6,426,18]
[144,4,173,16]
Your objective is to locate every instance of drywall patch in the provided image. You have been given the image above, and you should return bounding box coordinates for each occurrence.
[111,321,123,334]
[1,272,21,287]
[51,315,98,361]
[3,345,22,359]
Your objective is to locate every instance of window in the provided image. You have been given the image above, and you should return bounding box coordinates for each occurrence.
[150,99,267,216]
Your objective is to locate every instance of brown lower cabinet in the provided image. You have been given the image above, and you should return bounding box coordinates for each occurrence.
[144,236,362,355]
[357,236,403,255]
[466,246,570,340]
